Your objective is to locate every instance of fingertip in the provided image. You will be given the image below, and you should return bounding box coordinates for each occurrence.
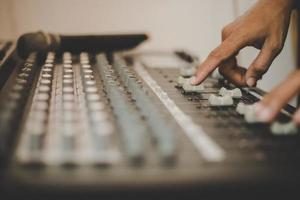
[246,77,257,87]
[254,103,276,122]
[190,76,197,85]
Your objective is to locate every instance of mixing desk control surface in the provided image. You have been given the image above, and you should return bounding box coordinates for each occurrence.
[0,49,300,198]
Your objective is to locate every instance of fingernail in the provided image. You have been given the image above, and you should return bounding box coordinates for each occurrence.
[257,107,274,122]
[246,77,256,87]
[190,76,197,85]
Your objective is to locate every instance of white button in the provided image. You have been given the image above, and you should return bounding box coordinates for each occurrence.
[88,102,105,110]
[63,74,73,79]
[90,111,108,122]
[35,101,48,110]
[63,102,74,110]
[237,103,263,123]
[86,94,101,101]
[63,79,73,84]
[83,69,93,74]
[182,82,204,93]
[41,79,51,85]
[13,84,24,91]
[82,64,91,69]
[208,94,233,106]
[85,80,96,86]
[37,93,50,101]
[39,85,51,92]
[42,68,52,72]
[271,121,298,135]
[42,73,52,78]
[44,63,53,68]
[63,94,75,101]
[63,87,74,93]
[177,76,189,86]
[85,87,97,93]
[63,64,72,69]
[219,87,242,98]
[64,69,73,73]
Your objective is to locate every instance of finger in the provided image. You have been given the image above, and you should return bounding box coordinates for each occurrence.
[255,70,300,122]
[245,41,281,87]
[293,107,300,124]
[192,34,248,85]
[219,57,248,87]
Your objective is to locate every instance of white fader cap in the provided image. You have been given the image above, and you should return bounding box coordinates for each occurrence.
[208,94,233,106]
[177,76,190,86]
[236,102,265,123]
[271,121,298,135]
[182,82,204,93]
[219,87,242,99]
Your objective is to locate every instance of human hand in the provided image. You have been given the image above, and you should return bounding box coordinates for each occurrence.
[254,70,300,123]
[191,0,295,87]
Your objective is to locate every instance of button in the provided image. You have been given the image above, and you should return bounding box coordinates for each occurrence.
[86,94,101,101]
[236,103,262,123]
[85,87,98,93]
[16,78,27,84]
[9,92,21,100]
[63,64,72,69]
[236,102,249,115]
[64,60,72,64]
[21,67,32,72]
[63,79,73,84]
[18,73,29,78]
[42,68,52,72]
[84,75,94,79]
[42,73,52,79]
[177,76,189,86]
[82,64,91,69]
[90,111,108,122]
[44,63,53,68]
[208,94,233,106]
[270,121,298,135]
[63,87,74,93]
[12,84,24,91]
[63,74,73,79]
[39,85,51,92]
[64,69,73,73]
[219,87,242,98]
[35,101,48,110]
[63,94,75,101]
[41,79,51,85]
[37,93,50,101]
[88,102,105,111]
[63,102,75,110]
[182,82,204,93]
[83,69,93,74]
[85,80,96,86]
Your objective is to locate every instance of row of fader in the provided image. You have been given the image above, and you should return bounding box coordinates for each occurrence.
[177,65,298,136]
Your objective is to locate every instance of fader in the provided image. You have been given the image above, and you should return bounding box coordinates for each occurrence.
[208,94,233,106]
